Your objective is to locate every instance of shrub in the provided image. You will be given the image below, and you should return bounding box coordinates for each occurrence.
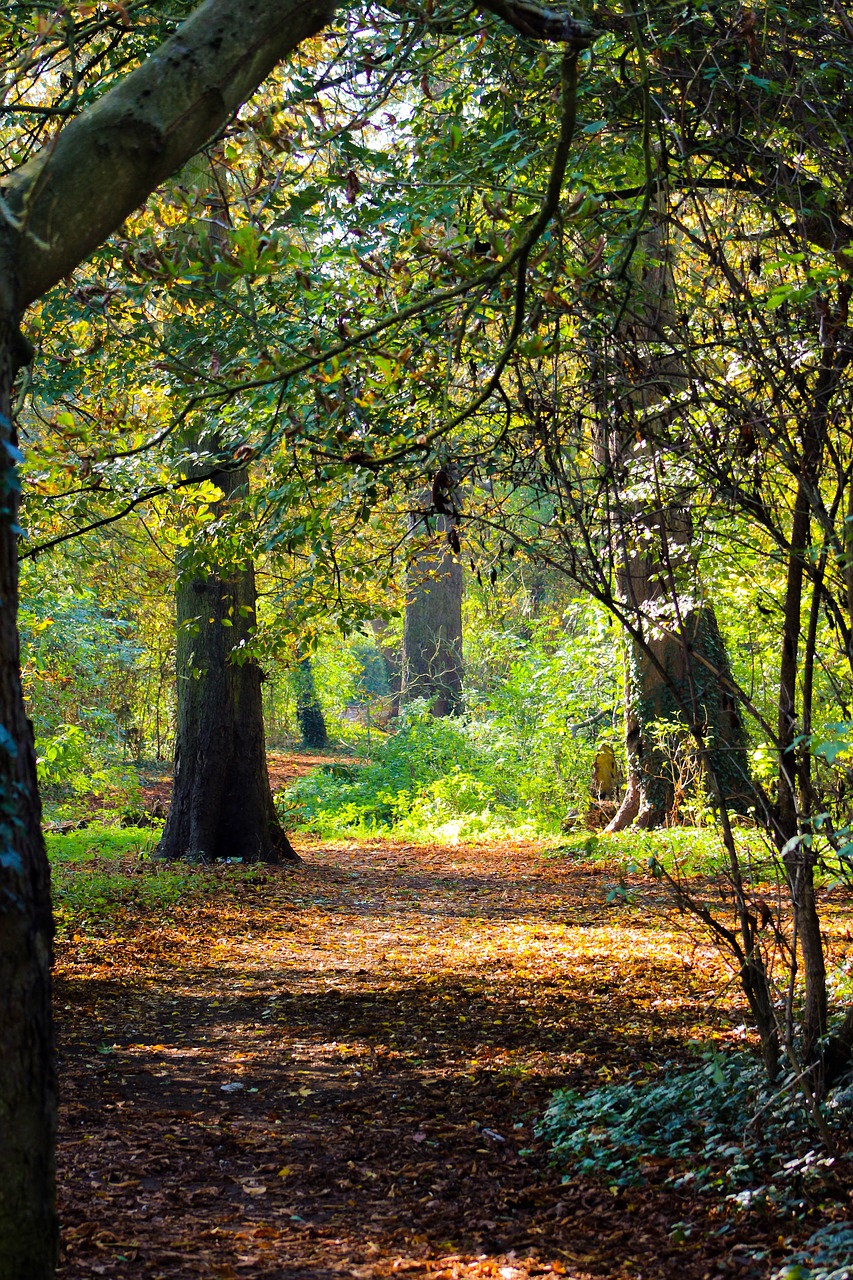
[540,1050,852,1212]
[277,699,543,839]
[37,724,141,816]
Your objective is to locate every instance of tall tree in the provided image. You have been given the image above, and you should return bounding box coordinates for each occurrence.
[153,158,297,863]
[600,223,752,830]
[0,3,590,1267]
[401,474,464,716]
[158,460,298,862]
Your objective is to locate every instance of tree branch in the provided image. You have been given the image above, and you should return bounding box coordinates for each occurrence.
[477,0,595,46]
[3,0,335,310]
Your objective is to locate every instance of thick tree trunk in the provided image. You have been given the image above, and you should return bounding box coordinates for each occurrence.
[157,466,297,863]
[401,496,463,717]
[605,225,751,829]
[293,657,328,749]
[606,594,752,832]
[0,323,58,1278]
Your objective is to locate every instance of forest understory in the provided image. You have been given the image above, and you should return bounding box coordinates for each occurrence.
[53,812,853,1280]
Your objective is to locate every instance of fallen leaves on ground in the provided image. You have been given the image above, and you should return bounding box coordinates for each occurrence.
[54,835,851,1279]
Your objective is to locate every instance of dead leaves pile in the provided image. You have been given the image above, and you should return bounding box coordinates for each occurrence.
[54,836,832,1279]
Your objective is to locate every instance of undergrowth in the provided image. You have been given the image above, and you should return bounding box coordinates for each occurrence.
[47,825,271,929]
[277,699,596,841]
[542,827,773,878]
[541,1049,853,1236]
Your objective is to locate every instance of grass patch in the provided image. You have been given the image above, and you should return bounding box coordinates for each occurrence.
[47,824,272,929]
[46,823,160,865]
[542,826,774,877]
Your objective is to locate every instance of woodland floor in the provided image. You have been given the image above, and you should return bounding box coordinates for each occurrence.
[53,778,852,1279]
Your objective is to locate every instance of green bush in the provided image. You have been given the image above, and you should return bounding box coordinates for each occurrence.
[277,699,549,839]
[37,723,140,816]
[540,1050,852,1212]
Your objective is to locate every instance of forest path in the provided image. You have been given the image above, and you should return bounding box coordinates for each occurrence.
[54,837,765,1279]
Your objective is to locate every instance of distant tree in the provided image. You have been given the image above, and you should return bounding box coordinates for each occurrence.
[157,461,298,862]
[293,657,329,749]
[401,476,464,717]
[155,158,296,864]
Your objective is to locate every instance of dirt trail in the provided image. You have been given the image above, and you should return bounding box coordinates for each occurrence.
[55,838,770,1279]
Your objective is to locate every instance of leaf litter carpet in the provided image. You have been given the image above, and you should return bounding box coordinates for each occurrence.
[55,838,786,1279]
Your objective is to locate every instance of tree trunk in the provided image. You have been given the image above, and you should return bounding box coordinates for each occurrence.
[605,224,751,829]
[777,481,828,1067]
[293,657,328,749]
[606,559,752,831]
[774,337,844,1071]
[401,489,463,717]
[0,320,58,1278]
[157,465,297,863]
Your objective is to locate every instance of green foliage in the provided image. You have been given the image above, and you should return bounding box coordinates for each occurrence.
[278,699,549,840]
[773,1222,853,1280]
[36,724,88,788]
[541,1051,852,1212]
[543,824,770,878]
[46,825,159,865]
[36,724,140,816]
[20,584,145,740]
[46,825,269,924]
[21,582,153,815]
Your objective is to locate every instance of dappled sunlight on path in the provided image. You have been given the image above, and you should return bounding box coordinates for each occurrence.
[55,837,765,1279]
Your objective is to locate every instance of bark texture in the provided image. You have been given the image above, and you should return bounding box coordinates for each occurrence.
[607,604,752,831]
[0,324,57,1279]
[401,498,463,717]
[605,225,751,829]
[158,467,296,864]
